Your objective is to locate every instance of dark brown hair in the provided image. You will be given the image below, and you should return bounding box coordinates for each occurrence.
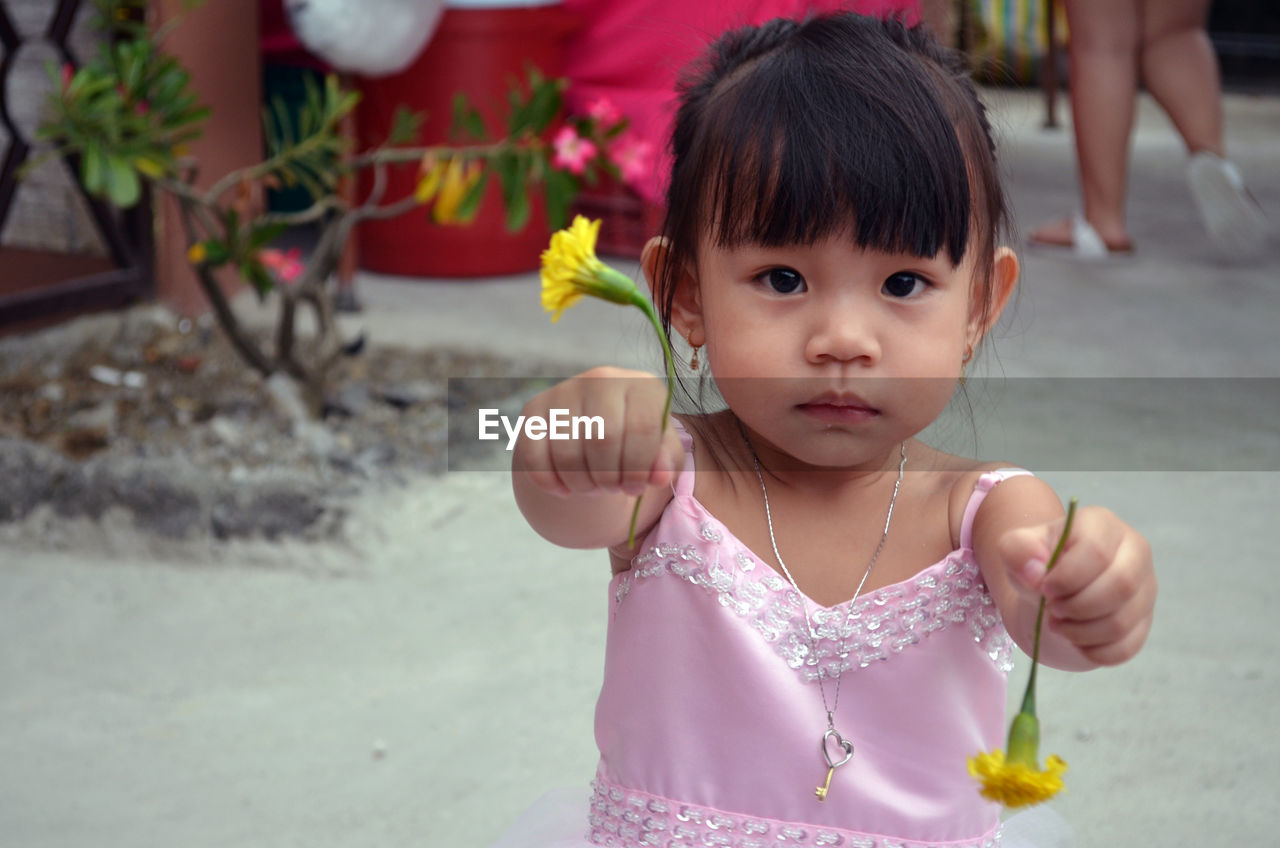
[655,14,1009,367]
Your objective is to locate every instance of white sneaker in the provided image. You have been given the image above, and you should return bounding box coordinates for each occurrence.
[1187,152,1268,256]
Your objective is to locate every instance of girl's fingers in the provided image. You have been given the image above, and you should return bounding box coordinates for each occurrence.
[999,519,1060,591]
[652,427,687,488]
[617,380,677,495]
[582,390,626,492]
[513,396,572,496]
[1039,507,1125,601]
[1073,613,1154,667]
[1002,505,1155,666]
[516,369,676,498]
[1047,582,1153,649]
[518,440,572,497]
[618,417,661,495]
[1046,526,1156,664]
[629,424,685,493]
[626,380,675,491]
[1046,543,1149,622]
[544,374,672,496]
[548,410,598,494]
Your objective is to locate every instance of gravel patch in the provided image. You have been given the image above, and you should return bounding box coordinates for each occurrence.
[0,304,553,544]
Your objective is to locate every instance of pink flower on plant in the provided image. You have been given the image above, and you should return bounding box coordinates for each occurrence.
[258,247,306,284]
[552,126,597,176]
[585,96,622,127]
[609,134,655,188]
[113,82,149,115]
[61,63,74,90]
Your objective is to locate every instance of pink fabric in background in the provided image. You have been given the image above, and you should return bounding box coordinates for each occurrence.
[561,1,922,203]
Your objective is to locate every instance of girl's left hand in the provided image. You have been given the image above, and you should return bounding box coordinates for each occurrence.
[1005,506,1156,667]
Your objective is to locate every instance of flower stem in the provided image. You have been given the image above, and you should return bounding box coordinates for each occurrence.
[626,296,676,546]
[1020,497,1079,716]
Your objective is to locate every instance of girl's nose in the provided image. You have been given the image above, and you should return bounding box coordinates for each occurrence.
[804,301,881,366]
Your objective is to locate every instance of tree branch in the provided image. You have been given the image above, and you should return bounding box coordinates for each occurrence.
[203,130,334,205]
[176,200,275,377]
[274,284,299,373]
[298,285,342,404]
[259,196,342,226]
[351,192,422,224]
[363,161,389,209]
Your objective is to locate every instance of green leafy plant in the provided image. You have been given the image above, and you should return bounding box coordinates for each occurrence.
[37,1,207,207]
[33,0,643,412]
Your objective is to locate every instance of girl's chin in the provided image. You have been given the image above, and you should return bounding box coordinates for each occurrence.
[741,428,905,472]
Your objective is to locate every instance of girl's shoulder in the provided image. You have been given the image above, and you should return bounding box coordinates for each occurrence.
[907,442,1044,550]
[673,410,744,469]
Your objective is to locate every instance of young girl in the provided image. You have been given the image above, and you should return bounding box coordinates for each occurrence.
[508,13,1156,848]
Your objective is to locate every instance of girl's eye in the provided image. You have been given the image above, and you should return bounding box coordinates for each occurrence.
[882,272,929,299]
[759,267,806,294]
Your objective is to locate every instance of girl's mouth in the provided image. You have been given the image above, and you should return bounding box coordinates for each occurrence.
[797,394,879,424]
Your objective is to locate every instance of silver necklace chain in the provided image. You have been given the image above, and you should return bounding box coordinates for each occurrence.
[747,439,907,730]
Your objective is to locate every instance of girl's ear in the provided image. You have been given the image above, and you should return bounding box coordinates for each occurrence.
[966,246,1019,347]
[641,236,705,347]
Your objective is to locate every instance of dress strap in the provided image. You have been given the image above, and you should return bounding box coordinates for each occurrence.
[959,467,1035,551]
[670,418,697,498]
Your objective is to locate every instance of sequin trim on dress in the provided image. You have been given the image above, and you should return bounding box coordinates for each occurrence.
[586,774,1003,848]
[617,522,1014,678]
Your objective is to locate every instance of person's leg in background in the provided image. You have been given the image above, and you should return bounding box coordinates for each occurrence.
[1141,0,1267,253]
[1138,0,1222,156]
[1030,0,1140,253]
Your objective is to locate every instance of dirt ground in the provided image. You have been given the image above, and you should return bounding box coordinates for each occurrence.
[0,304,541,484]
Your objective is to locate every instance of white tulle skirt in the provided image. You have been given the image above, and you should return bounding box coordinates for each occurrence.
[490,789,1074,848]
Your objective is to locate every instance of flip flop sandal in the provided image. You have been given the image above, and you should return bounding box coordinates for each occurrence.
[1027,214,1134,260]
[1187,152,1269,256]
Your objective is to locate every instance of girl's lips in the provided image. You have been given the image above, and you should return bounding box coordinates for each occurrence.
[797,401,879,424]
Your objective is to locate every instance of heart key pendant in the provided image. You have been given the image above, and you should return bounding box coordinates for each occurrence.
[815,729,854,801]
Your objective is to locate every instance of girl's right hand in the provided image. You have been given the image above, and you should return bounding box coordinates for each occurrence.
[512,367,685,549]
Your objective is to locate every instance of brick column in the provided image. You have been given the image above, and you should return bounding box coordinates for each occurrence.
[151,0,261,316]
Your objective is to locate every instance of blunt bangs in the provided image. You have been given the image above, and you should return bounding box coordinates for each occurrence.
[677,18,973,265]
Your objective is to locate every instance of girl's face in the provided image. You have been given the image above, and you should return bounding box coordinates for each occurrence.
[675,231,1016,470]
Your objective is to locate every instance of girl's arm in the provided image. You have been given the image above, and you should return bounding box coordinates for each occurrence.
[968,474,1157,672]
[511,367,684,551]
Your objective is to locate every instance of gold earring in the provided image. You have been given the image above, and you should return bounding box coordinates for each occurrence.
[960,343,974,384]
[688,331,701,370]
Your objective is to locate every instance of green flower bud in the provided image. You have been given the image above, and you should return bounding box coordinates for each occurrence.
[1006,710,1041,768]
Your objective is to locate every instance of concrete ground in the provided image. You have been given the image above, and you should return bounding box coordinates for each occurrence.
[2,88,1278,847]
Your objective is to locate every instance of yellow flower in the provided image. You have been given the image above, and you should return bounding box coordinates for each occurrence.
[186,242,207,264]
[540,216,643,321]
[432,157,483,225]
[968,748,1067,808]
[415,154,447,204]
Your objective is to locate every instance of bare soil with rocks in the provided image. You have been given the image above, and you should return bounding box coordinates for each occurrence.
[0,305,545,542]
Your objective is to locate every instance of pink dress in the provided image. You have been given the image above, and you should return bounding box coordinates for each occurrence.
[495,423,1072,848]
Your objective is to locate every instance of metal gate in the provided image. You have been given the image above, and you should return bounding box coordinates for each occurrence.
[0,0,152,332]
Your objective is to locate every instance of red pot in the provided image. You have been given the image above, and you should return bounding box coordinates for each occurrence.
[355,5,575,277]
